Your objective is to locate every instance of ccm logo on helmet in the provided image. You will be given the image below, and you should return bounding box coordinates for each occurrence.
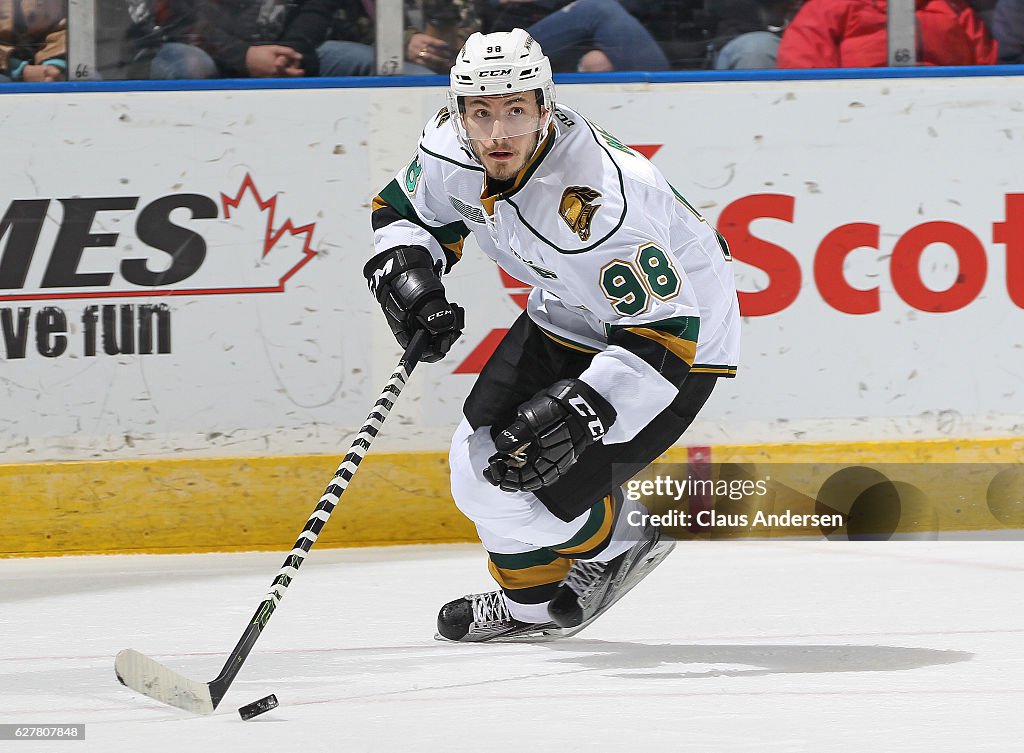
[479,69,513,77]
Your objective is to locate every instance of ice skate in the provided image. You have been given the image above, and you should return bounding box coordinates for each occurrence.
[546,525,676,635]
[435,590,561,643]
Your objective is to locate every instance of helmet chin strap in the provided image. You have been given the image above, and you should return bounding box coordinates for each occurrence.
[528,109,554,160]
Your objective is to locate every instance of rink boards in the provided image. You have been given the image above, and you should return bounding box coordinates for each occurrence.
[1,71,1022,555]
[2,436,1022,556]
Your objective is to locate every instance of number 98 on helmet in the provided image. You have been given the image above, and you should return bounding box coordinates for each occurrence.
[447,29,556,150]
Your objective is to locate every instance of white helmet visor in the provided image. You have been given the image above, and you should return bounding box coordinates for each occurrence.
[458,92,546,142]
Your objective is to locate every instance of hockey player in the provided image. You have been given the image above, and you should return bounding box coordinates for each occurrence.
[365,29,740,641]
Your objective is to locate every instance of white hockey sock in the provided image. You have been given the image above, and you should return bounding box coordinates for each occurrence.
[502,593,554,624]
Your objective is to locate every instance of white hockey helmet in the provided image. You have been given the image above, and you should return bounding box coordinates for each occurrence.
[447,29,555,151]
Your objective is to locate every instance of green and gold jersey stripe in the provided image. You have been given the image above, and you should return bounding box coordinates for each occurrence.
[607,315,698,340]
[608,315,700,367]
[440,239,465,261]
[374,179,470,260]
[488,548,558,570]
[627,327,697,366]
[488,556,571,591]
[553,495,614,555]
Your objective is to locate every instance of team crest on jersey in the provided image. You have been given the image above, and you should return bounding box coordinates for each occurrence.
[559,186,601,242]
[435,107,452,128]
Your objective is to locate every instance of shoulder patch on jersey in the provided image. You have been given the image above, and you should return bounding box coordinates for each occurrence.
[559,186,601,242]
[404,155,423,195]
[435,106,452,128]
[449,195,486,224]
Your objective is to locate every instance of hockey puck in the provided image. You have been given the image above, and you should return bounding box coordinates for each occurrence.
[238,694,278,720]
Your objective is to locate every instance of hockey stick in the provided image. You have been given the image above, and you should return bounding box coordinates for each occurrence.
[115,329,430,715]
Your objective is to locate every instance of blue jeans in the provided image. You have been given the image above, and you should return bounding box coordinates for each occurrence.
[149,42,219,79]
[714,31,781,70]
[525,0,669,72]
[149,40,434,78]
[315,41,435,76]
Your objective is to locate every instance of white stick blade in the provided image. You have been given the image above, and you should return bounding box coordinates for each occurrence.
[115,649,215,715]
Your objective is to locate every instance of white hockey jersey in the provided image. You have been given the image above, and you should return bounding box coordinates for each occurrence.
[371,104,740,444]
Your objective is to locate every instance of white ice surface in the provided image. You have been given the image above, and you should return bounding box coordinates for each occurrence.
[2,541,1022,752]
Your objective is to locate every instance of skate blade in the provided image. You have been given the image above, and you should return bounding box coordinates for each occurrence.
[433,625,566,644]
[431,538,676,644]
[558,537,676,639]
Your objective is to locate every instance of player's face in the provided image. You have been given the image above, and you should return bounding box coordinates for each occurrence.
[462,93,545,181]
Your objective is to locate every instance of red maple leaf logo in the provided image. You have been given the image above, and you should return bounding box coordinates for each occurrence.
[218,172,318,293]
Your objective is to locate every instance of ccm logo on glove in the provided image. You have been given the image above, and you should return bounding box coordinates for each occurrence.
[362,245,465,364]
[483,378,616,492]
[567,395,606,439]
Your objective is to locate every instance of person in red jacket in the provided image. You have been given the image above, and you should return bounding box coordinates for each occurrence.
[777,0,997,67]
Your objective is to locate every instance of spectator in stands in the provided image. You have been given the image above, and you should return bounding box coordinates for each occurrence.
[149,0,375,78]
[706,0,803,69]
[424,0,669,72]
[617,0,801,70]
[994,0,1024,61]
[0,0,66,82]
[324,0,441,75]
[502,0,670,71]
[777,0,998,67]
[533,0,671,71]
[615,0,711,69]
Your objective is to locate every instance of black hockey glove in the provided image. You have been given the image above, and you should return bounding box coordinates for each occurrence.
[363,245,465,364]
[483,379,617,493]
